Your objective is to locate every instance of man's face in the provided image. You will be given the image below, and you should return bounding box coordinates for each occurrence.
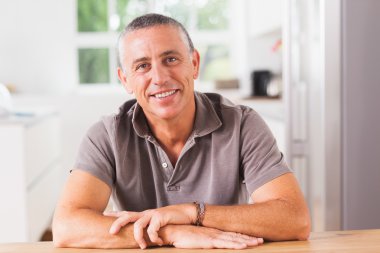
[118,25,200,122]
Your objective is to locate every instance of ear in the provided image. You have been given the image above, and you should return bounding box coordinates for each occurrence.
[117,67,133,94]
[191,49,200,79]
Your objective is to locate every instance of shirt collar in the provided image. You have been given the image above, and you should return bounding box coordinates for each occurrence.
[131,91,222,139]
[192,91,222,137]
[131,102,151,138]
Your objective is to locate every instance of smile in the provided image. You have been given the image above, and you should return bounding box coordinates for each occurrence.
[154,90,177,99]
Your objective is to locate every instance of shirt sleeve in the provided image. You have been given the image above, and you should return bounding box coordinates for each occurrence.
[240,108,292,196]
[72,118,116,188]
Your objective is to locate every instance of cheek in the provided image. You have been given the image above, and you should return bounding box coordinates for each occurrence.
[128,75,148,92]
[172,66,193,82]
[128,75,144,89]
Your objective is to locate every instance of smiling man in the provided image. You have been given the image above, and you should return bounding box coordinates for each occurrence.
[52,14,310,250]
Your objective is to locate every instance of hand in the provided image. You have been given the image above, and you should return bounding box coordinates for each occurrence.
[104,204,195,249]
[161,225,264,249]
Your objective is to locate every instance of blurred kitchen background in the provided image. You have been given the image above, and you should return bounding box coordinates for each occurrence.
[1,0,379,243]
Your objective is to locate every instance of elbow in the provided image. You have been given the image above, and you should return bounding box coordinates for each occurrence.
[295,213,311,241]
[296,226,311,241]
[52,217,73,248]
[53,226,77,248]
[52,231,67,248]
[52,225,68,248]
[53,237,66,248]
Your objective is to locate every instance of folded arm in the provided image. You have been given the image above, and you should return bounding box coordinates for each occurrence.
[52,170,262,249]
[202,173,311,241]
[52,170,141,248]
[109,172,311,247]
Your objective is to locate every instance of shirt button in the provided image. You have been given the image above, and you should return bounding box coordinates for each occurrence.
[167,185,180,191]
[162,162,168,168]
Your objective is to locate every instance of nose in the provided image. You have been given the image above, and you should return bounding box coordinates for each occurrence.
[150,62,169,86]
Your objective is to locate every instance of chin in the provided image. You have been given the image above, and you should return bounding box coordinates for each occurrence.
[152,109,180,120]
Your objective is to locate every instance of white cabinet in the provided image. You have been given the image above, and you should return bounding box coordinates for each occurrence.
[0,109,62,242]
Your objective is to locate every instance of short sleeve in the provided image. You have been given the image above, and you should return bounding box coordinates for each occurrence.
[240,108,292,195]
[72,119,116,188]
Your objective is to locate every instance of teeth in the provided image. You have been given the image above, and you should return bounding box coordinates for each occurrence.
[154,90,176,98]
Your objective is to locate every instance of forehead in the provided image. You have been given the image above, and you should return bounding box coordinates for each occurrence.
[121,25,190,59]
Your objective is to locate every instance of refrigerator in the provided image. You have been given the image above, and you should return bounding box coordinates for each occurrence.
[283,0,380,231]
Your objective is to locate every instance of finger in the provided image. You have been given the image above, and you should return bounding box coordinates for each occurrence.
[220,232,262,247]
[103,211,123,217]
[211,238,247,249]
[242,237,260,247]
[109,213,142,234]
[134,215,151,249]
[223,231,252,239]
[104,211,139,218]
[146,216,163,245]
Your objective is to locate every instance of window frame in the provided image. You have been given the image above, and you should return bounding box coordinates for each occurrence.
[76,0,233,86]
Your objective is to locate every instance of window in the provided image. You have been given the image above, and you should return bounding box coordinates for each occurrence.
[77,0,232,85]
[78,48,110,83]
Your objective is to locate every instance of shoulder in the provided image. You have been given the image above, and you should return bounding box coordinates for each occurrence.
[200,92,272,141]
[86,98,137,140]
[197,91,260,121]
[113,98,137,126]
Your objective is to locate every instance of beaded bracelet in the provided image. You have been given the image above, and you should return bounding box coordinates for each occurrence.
[194,201,205,226]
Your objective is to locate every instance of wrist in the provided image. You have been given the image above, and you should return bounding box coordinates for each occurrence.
[181,202,206,225]
[179,203,198,225]
[157,225,176,246]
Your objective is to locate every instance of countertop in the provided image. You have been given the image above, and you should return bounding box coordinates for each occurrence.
[0,106,58,127]
[1,229,380,253]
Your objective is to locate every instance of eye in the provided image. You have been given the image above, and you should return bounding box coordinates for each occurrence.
[135,63,150,72]
[166,57,178,64]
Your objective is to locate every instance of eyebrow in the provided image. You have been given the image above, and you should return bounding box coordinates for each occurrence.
[132,56,150,66]
[160,50,181,57]
[131,50,182,67]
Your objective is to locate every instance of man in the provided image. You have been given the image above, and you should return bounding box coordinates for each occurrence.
[53,13,310,249]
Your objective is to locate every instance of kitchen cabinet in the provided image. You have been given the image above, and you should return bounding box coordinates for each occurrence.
[0,108,62,242]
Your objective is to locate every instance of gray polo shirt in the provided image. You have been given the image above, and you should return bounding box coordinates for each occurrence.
[74,92,291,211]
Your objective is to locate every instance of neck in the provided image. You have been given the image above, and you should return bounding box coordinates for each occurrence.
[151,118,193,145]
[148,104,195,145]
[145,98,196,165]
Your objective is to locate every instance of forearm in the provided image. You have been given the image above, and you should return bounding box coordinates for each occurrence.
[202,200,310,241]
[53,207,156,248]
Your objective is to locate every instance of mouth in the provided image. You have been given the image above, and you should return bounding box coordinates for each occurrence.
[151,89,178,99]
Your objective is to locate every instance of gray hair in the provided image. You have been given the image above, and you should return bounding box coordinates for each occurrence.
[117,13,195,70]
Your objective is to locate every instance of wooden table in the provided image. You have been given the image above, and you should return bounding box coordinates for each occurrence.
[1,229,380,253]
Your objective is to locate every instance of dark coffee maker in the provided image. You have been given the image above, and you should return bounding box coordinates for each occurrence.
[251,70,272,96]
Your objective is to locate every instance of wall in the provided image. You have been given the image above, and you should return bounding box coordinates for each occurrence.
[230,0,283,96]
[248,0,282,36]
[0,0,133,184]
[12,87,131,182]
[248,0,283,74]
[0,0,76,94]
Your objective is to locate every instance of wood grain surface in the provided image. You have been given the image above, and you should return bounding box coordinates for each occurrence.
[1,229,379,253]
